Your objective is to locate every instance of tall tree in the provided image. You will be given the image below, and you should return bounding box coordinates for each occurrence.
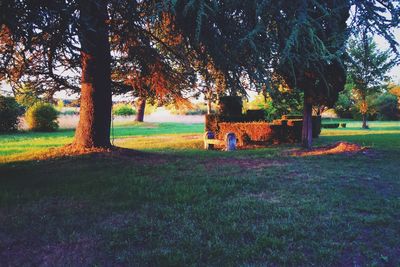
[347,33,396,128]
[1,0,195,148]
[271,0,349,148]
[1,0,112,148]
[74,0,112,148]
[269,0,399,148]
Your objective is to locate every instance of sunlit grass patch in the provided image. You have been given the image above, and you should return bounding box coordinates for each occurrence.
[0,123,204,162]
[0,132,73,160]
[115,134,203,151]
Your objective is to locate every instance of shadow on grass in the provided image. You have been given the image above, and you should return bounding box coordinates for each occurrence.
[1,136,400,266]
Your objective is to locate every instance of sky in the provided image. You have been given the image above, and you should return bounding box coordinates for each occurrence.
[375,27,400,83]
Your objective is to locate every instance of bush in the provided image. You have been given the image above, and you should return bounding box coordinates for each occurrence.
[373,93,399,121]
[0,96,23,132]
[112,103,136,116]
[25,102,59,131]
[322,123,340,128]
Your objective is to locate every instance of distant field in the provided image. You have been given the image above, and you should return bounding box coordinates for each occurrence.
[1,120,400,265]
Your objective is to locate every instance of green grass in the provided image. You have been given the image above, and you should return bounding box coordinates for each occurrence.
[0,122,204,158]
[0,120,399,265]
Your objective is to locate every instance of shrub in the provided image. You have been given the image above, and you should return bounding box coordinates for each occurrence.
[322,123,340,128]
[373,93,399,121]
[217,122,274,144]
[112,103,136,116]
[0,96,23,132]
[25,102,59,131]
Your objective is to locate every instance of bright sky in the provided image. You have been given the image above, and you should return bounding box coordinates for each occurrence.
[375,27,400,82]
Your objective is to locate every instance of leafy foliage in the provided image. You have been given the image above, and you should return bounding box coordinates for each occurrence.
[112,103,136,116]
[25,102,59,132]
[14,83,40,108]
[346,35,396,126]
[0,95,22,132]
[347,36,395,95]
[273,0,349,107]
[334,87,354,118]
[244,88,303,122]
[389,84,400,100]
[373,93,399,121]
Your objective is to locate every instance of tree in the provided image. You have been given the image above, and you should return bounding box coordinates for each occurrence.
[1,1,195,148]
[1,1,112,148]
[373,92,399,121]
[347,34,396,128]
[271,0,349,148]
[2,0,399,151]
[172,0,347,148]
[268,0,399,148]
[73,1,112,148]
[390,84,400,100]
[110,10,197,122]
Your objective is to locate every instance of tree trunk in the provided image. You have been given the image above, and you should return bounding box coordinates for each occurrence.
[302,93,313,149]
[362,113,368,129]
[207,98,212,114]
[135,97,146,122]
[361,98,368,129]
[73,0,112,149]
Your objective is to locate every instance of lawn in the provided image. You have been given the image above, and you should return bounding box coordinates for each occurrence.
[0,122,204,161]
[0,120,399,265]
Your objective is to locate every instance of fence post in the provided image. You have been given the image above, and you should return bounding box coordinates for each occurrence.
[204,131,215,150]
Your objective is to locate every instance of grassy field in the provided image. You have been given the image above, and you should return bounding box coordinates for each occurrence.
[0,122,204,161]
[0,120,399,265]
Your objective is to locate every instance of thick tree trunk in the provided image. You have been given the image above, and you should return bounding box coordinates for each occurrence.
[135,97,146,122]
[73,0,112,148]
[302,93,313,149]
